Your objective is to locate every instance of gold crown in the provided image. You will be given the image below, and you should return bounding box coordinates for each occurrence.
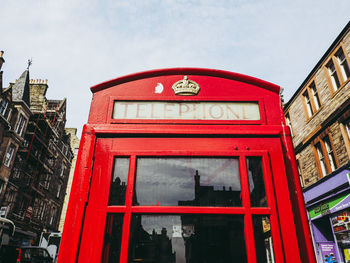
[172,76,200,96]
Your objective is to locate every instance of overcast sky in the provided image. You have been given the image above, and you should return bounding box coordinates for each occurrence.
[1,0,349,136]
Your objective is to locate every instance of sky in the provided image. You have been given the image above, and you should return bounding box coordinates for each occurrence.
[1,0,349,137]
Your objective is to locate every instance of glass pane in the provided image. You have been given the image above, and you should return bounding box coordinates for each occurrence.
[247,157,267,207]
[102,214,124,263]
[134,157,241,206]
[109,157,130,205]
[253,215,275,263]
[128,214,247,263]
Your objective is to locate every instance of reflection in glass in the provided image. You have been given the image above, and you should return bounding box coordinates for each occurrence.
[253,216,275,263]
[128,214,247,263]
[247,157,267,207]
[134,158,241,207]
[102,214,124,263]
[109,157,129,205]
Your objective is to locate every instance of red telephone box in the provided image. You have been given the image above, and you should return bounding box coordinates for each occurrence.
[58,68,316,263]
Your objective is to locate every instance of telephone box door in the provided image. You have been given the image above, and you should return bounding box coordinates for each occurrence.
[77,136,301,263]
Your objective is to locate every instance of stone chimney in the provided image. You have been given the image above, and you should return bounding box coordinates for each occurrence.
[0,51,5,70]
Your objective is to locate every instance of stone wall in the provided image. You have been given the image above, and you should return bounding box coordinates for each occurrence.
[286,28,350,187]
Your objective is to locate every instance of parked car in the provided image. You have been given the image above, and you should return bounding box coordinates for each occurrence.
[18,246,53,263]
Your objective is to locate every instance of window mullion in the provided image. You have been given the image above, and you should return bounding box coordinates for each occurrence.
[120,155,136,263]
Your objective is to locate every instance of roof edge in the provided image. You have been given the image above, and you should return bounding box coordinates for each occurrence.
[284,21,350,110]
[90,67,280,94]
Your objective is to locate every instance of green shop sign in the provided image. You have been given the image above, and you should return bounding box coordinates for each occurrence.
[309,191,350,220]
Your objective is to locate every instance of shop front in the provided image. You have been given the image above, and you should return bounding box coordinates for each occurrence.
[304,164,350,263]
[58,68,315,263]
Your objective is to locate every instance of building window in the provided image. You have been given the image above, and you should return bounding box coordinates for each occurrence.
[335,47,350,82]
[6,190,16,204]
[0,180,4,195]
[324,137,337,172]
[314,135,338,178]
[60,164,65,177]
[296,159,303,187]
[345,120,350,140]
[326,46,350,92]
[285,112,293,137]
[327,59,341,91]
[315,143,327,177]
[15,114,27,137]
[12,167,21,179]
[6,108,12,121]
[57,184,62,198]
[0,99,8,116]
[40,173,51,190]
[50,207,56,225]
[303,91,313,118]
[4,144,16,167]
[302,81,322,119]
[310,82,321,111]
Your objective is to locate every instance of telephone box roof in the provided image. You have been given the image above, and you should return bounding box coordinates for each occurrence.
[90,67,280,94]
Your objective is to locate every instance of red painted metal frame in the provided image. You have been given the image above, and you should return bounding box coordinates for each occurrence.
[58,68,316,263]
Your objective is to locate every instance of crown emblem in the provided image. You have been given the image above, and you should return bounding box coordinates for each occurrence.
[172,76,200,96]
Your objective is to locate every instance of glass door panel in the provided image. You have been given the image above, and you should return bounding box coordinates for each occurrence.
[134,157,242,207]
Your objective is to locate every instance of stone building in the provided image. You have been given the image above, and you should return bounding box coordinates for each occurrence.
[0,53,74,245]
[284,21,350,262]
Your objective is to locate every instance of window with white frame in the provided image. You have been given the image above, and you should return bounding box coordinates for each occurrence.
[0,99,8,117]
[4,144,16,167]
[56,184,62,198]
[15,114,27,137]
[60,163,65,177]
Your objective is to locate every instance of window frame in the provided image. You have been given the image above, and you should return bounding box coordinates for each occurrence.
[4,143,16,167]
[0,99,8,117]
[15,114,27,137]
[313,133,339,178]
[301,80,322,121]
[324,44,350,94]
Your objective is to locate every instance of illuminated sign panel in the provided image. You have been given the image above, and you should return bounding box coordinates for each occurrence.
[113,101,260,121]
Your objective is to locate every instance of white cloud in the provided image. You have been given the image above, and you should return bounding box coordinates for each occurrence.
[0,0,349,136]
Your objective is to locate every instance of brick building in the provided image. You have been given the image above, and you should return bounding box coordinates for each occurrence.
[284,21,350,262]
[0,53,74,246]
